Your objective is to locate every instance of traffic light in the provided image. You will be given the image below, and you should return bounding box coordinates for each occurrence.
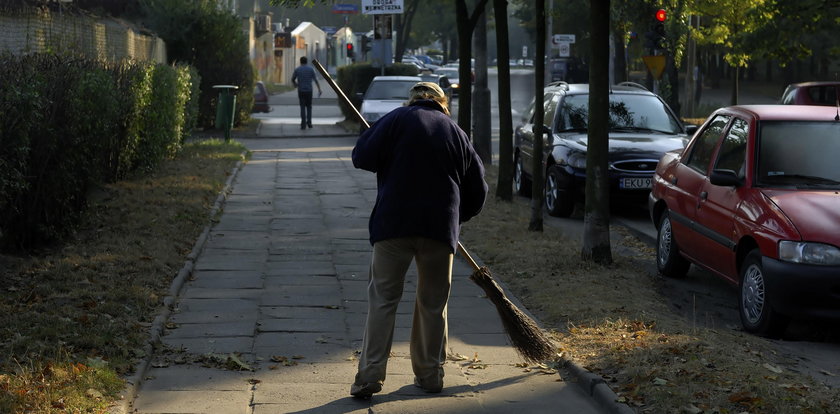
[645,9,667,52]
[346,43,354,58]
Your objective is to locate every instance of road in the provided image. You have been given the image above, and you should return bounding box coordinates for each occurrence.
[255,72,840,390]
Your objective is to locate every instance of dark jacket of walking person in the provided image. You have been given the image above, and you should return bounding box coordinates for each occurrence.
[349,82,488,399]
[291,56,322,129]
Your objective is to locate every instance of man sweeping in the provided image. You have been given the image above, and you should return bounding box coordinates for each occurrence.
[350,82,488,398]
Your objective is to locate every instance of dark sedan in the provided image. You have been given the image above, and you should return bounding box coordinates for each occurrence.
[513,82,694,217]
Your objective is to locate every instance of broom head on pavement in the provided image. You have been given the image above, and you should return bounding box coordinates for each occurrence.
[311,59,558,364]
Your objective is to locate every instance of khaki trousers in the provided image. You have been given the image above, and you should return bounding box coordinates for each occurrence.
[355,237,453,387]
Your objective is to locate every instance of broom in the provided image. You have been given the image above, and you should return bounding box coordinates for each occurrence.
[312,60,558,363]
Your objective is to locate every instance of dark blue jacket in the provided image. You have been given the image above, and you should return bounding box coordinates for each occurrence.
[352,99,488,252]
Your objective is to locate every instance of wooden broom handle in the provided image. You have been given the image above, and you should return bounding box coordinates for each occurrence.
[312,59,480,272]
[312,59,370,129]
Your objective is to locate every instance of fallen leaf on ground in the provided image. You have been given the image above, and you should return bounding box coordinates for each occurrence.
[763,363,783,374]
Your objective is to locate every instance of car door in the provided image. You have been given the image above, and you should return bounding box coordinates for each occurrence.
[692,117,749,282]
[667,115,730,263]
[516,93,554,176]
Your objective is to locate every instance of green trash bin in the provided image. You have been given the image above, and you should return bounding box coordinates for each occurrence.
[213,85,239,142]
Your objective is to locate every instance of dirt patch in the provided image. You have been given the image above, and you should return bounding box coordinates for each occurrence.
[459,167,840,413]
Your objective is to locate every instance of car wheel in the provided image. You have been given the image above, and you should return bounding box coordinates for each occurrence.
[656,210,690,278]
[513,154,531,197]
[739,249,788,337]
[544,166,574,217]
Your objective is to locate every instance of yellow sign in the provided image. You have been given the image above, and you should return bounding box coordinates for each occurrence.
[642,55,666,80]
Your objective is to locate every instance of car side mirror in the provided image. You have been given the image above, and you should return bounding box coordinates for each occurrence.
[710,169,742,187]
[685,124,699,135]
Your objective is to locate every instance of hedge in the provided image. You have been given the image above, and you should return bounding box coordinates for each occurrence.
[0,53,199,249]
[336,63,419,122]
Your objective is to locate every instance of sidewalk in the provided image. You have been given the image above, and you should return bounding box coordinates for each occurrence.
[127,129,614,413]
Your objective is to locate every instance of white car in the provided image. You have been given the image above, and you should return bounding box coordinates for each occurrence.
[359,76,422,124]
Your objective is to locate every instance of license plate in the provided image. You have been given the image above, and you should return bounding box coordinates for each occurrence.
[620,177,652,189]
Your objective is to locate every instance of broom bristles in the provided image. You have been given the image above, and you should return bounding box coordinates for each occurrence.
[469,266,558,363]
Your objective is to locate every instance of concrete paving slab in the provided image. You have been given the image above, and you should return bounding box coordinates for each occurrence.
[132,389,251,414]
[187,270,264,289]
[253,333,354,362]
[252,401,371,414]
[260,306,344,320]
[253,362,358,384]
[265,261,335,276]
[139,366,253,391]
[173,298,258,313]
[165,320,256,338]
[257,317,345,333]
[180,287,263,300]
[161,336,254,355]
[206,231,271,250]
[169,308,259,324]
[263,274,338,288]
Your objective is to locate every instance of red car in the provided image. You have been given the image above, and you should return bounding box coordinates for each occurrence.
[649,105,840,336]
[780,81,840,106]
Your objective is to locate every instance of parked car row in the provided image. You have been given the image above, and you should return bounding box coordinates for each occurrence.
[515,79,840,337]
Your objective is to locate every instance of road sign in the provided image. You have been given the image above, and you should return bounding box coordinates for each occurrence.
[552,34,575,45]
[558,42,570,57]
[643,55,666,80]
[332,4,359,14]
[361,0,404,15]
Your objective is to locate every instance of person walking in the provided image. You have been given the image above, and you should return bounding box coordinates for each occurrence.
[291,56,322,129]
[349,82,488,399]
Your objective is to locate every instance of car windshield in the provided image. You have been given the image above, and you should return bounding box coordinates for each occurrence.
[436,69,459,80]
[365,80,417,100]
[756,121,840,188]
[557,94,683,134]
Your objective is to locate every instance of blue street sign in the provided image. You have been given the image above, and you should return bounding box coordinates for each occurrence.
[332,4,359,14]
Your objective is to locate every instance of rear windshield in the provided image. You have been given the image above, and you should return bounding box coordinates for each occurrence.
[757,121,840,188]
[557,94,683,134]
[807,86,838,106]
[365,80,418,100]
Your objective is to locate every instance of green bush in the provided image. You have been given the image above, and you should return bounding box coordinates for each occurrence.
[142,0,253,128]
[0,53,199,249]
[336,63,419,121]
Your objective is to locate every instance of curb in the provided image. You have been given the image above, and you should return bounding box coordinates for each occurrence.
[109,152,247,414]
[461,245,635,414]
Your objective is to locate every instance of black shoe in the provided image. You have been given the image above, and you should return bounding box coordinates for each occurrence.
[307,123,313,128]
[301,125,306,130]
[350,382,382,399]
[414,377,442,393]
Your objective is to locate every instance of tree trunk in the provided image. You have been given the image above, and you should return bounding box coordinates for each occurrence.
[456,1,474,137]
[528,0,546,232]
[494,0,514,201]
[731,65,739,105]
[612,29,626,83]
[581,0,612,264]
[455,0,490,139]
[473,7,492,165]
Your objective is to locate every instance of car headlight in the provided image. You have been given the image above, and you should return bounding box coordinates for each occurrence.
[451,83,460,89]
[567,153,586,169]
[778,241,840,265]
[364,113,381,122]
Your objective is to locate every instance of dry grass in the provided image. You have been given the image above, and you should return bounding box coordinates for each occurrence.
[0,138,246,413]
[460,167,840,413]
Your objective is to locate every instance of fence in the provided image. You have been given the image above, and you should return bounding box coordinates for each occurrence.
[0,11,166,63]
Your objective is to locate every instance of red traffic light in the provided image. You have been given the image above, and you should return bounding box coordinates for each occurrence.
[655,9,666,22]
[347,43,354,52]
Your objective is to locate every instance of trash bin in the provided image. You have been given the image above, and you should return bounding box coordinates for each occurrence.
[213,85,239,142]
